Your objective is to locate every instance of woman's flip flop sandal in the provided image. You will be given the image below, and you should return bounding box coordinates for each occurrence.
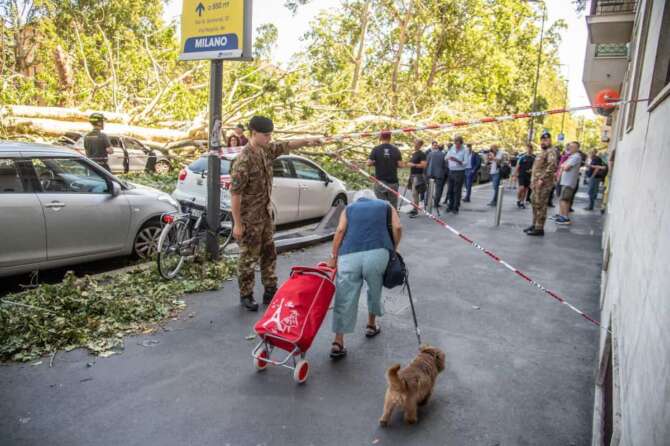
[365,325,381,338]
[330,341,347,359]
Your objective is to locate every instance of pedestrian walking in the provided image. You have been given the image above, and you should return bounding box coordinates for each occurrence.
[463,144,481,202]
[230,116,320,311]
[407,139,427,218]
[524,131,559,236]
[83,113,113,172]
[515,143,535,209]
[487,144,504,206]
[585,149,608,210]
[555,142,583,225]
[368,131,403,209]
[425,142,447,209]
[326,190,402,359]
[445,135,467,213]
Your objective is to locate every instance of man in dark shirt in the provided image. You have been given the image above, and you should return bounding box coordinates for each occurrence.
[83,113,113,172]
[585,149,607,210]
[515,143,535,208]
[234,123,249,146]
[368,131,403,208]
[407,139,427,218]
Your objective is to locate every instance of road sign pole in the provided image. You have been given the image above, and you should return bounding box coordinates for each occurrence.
[206,59,223,260]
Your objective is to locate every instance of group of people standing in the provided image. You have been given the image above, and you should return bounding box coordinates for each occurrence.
[518,131,608,234]
[368,132,504,217]
[367,130,608,236]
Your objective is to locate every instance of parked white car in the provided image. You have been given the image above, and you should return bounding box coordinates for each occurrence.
[172,154,348,225]
[0,141,180,278]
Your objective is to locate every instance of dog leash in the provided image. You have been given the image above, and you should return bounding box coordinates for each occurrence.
[402,269,422,347]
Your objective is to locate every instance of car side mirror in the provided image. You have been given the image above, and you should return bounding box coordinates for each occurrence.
[323,176,331,186]
[111,182,121,197]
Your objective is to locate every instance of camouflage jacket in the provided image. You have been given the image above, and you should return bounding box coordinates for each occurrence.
[531,146,559,187]
[230,141,290,224]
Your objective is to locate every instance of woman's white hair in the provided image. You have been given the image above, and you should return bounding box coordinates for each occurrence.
[353,189,376,202]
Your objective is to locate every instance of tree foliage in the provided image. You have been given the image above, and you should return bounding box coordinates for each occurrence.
[1,0,601,153]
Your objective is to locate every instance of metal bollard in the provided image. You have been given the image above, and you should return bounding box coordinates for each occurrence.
[495,185,504,226]
[427,179,435,214]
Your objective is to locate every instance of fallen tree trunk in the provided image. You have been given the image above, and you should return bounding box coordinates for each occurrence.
[3,117,188,143]
[2,105,130,124]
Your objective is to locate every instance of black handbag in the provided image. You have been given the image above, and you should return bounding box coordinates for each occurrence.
[383,206,407,289]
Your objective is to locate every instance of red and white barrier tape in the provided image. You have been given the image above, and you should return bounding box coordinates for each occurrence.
[334,154,605,330]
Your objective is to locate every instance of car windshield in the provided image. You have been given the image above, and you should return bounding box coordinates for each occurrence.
[188,157,232,175]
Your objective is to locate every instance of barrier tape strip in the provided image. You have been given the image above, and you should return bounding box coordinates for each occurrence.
[211,98,646,157]
[333,154,606,330]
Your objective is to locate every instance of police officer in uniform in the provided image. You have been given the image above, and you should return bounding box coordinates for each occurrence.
[524,131,559,236]
[230,116,321,311]
[83,113,113,172]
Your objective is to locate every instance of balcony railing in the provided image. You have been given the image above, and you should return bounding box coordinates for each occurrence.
[591,0,637,15]
[595,43,629,58]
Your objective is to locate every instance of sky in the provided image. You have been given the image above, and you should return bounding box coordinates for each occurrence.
[164,0,593,117]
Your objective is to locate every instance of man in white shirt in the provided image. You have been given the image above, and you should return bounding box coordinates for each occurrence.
[555,141,583,225]
[445,135,467,213]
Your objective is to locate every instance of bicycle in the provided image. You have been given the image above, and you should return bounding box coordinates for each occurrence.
[156,199,234,280]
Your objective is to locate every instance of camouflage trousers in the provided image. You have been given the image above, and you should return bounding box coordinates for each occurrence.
[238,219,277,297]
[531,186,553,229]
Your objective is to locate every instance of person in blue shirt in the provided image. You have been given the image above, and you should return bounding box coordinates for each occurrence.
[326,190,402,359]
[445,135,467,213]
[464,144,481,202]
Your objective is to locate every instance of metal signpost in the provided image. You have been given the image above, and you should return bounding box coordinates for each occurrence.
[179,0,253,260]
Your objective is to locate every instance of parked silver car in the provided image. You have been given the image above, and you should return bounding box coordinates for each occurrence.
[0,141,179,277]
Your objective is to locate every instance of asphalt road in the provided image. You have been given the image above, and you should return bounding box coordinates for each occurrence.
[0,184,603,446]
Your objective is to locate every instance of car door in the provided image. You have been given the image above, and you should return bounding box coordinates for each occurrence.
[0,157,46,269]
[31,157,131,260]
[271,158,299,224]
[107,136,126,172]
[290,158,330,220]
[123,138,148,172]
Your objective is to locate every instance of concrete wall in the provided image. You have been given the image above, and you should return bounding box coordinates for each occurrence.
[594,0,670,444]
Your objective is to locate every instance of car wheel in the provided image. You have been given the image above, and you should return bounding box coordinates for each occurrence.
[154,160,171,175]
[331,194,347,207]
[133,220,162,259]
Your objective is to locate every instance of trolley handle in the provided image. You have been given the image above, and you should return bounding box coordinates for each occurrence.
[291,264,336,281]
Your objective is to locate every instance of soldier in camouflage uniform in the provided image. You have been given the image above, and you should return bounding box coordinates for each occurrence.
[230,116,320,311]
[524,131,559,236]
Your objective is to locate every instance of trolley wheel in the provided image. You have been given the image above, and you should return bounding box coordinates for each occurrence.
[293,359,309,384]
[254,348,270,371]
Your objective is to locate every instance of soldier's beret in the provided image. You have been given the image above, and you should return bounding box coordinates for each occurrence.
[540,130,551,139]
[248,116,274,133]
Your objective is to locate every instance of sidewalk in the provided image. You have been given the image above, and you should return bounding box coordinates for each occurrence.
[0,185,603,446]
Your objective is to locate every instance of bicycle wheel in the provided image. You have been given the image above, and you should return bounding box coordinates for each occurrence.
[157,219,191,279]
[218,212,234,255]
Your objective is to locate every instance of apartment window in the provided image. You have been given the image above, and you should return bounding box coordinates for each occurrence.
[625,0,653,131]
[648,0,670,109]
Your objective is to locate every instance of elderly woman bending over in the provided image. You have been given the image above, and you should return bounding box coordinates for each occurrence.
[326,190,402,359]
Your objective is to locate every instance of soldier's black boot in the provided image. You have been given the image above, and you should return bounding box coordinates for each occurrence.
[526,228,545,236]
[523,225,535,233]
[240,294,259,311]
[263,287,277,305]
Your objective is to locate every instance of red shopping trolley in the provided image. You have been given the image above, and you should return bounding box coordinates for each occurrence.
[252,262,336,383]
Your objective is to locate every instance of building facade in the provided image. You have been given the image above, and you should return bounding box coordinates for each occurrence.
[582,0,670,445]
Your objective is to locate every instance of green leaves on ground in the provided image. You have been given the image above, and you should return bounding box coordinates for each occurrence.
[0,258,237,362]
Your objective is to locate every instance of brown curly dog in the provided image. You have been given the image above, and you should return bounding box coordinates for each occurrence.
[379,345,445,426]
